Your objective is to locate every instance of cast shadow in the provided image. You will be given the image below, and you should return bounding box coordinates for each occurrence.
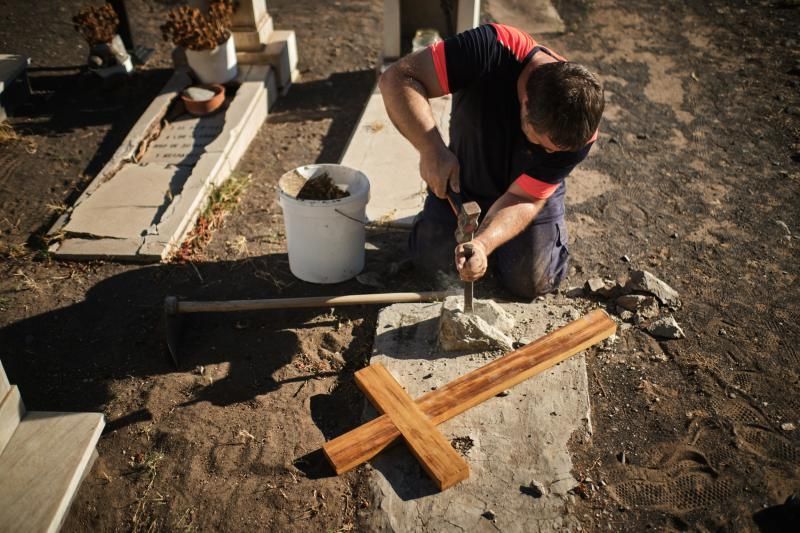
[13,67,174,177]
[0,252,384,435]
[265,69,378,164]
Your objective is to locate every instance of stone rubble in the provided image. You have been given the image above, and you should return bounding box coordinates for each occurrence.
[583,270,685,341]
[645,315,686,339]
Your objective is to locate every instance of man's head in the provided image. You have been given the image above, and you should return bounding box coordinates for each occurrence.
[521,62,604,152]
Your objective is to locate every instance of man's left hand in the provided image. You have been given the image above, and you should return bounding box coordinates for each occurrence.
[455,241,488,282]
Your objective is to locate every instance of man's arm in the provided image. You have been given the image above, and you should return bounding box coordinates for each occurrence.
[378,50,460,198]
[455,182,547,281]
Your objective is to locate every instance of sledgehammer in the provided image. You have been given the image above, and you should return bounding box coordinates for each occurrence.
[163,291,452,367]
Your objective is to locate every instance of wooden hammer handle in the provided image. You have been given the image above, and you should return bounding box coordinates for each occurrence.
[168,291,453,314]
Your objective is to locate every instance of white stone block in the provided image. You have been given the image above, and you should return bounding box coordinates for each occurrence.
[456,0,480,32]
[383,0,401,59]
[231,0,268,28]
[232,14,273,52]
[264,30,298,88]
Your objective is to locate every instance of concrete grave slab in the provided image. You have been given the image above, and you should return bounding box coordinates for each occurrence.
[340,87,451,227]
[140,112,227,167]
[362,299,591,532]
[63,164,191,240]
[51,64,278,261]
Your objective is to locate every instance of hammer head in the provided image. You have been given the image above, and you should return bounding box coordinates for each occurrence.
[455,201,481,243]
[164,296,182,368]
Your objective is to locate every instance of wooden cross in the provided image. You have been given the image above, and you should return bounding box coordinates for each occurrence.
[323,309,617,491]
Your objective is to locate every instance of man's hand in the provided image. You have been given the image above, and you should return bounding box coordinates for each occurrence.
[455,240,488,282]
[420,144,460,199]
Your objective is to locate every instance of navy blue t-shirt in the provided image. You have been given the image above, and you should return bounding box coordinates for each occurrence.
[429,24,595,223]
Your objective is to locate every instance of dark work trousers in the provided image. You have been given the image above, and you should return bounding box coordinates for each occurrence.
[408,193,570,299]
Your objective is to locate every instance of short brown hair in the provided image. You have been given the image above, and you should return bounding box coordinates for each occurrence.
[525,62,604,151]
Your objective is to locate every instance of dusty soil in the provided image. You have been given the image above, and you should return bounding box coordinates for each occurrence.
[0,0,798,531]
[297,172,350,201]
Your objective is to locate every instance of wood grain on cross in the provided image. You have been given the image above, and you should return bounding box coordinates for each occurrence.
[323,309,617,491]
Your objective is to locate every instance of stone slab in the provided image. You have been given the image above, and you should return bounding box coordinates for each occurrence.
[233,14,274,52]
[47,69,192,239]
[231,0,268,28]
[0,54,27,94]
[238,30,299,87]
[486,0,565,35]
[52,237,156,262]
[53,65,274,261]
[363,300,591,532]
[140,112,227,166]
[457,0,481,33]
[0,360,9,399]
[383,0,401,59]
[63,164,191,240]
[340,85,451,227]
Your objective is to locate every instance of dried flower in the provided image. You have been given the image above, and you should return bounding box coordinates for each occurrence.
[73,3,120,45]
[161,0,235,51]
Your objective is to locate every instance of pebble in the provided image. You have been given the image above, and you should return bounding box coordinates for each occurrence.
[644,315,685,339]
[781,422,796,431]
[522,480,546,498]
[481,510,496,521]
[497,389,511,397]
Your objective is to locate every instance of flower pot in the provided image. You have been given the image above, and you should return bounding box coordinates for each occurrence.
[185,35,238,85]
[181,84,226,116]
[88,34,133,72]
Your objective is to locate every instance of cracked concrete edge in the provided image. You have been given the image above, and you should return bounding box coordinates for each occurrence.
[53,65,272,261]
[138,70,271,259]
[47,69,192,238]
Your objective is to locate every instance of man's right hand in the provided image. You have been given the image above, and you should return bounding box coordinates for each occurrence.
[420,144,460,199]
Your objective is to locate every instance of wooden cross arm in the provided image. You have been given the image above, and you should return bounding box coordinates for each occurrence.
[355,363,469,490]
[322,309,617,474]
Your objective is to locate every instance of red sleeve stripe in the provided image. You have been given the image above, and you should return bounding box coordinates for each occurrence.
[429,41,450,94]
[515,174,560,199]
[490,23,537,62]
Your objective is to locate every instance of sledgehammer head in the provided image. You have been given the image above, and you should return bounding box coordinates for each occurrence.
[164,296,182,368]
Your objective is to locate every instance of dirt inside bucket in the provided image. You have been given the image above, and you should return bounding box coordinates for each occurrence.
[296,172,350,201]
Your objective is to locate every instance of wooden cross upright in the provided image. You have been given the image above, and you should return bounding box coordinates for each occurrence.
[323,309,617,491]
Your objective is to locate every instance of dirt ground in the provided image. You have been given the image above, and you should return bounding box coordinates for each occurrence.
[0,0,798,531]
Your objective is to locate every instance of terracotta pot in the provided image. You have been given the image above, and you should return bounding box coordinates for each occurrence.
[181,84,226,116]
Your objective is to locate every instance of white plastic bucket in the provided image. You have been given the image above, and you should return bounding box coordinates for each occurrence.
[185,35,238,84]
[278,164,370,283]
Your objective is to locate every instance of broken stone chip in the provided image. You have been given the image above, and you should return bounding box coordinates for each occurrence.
[438,296,515,352]
[624,270,681,308]
[644,315,685,339]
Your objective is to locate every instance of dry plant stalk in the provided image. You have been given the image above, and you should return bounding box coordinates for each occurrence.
[73,3,119,45]
[161,0,235,51]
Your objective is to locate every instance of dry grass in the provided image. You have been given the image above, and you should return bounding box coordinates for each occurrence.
[130,449,166,532]
[12,269,41,293]
[174,172,251,261]
[0,122,37,154]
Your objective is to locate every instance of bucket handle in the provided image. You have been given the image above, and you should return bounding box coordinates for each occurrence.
[334,208,368,225]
